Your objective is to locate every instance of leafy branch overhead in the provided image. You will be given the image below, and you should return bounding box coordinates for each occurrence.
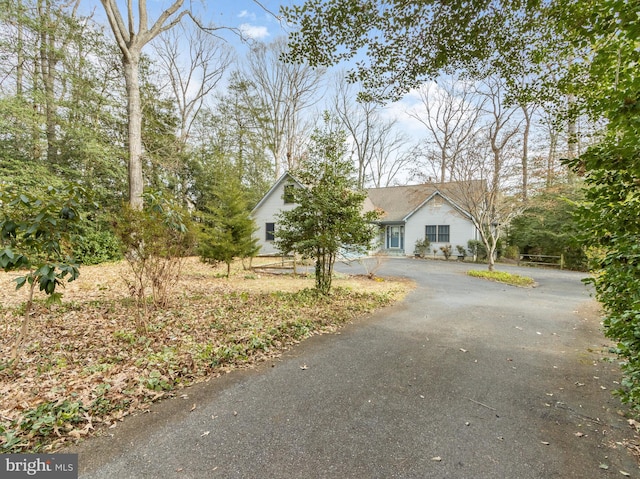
[281,0,546,101]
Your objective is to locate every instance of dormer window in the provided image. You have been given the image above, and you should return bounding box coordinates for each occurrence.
[283,184,295,204]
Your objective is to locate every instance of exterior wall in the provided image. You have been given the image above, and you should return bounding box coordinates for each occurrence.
[252,180,298,255]
[404,197,478,257]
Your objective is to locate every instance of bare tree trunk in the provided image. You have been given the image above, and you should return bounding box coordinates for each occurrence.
[10,279,37,363]
[567,94,577,161]
[99,0,188,209]
[520,103,532,202]
[547,130,558,187]
[38,0,59,163]
[123,52,144,209]
[16,0,24,98]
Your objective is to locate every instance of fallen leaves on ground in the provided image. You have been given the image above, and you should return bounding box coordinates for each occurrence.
[0,257,411,453]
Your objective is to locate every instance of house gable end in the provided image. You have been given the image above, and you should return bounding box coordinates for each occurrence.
[251,172,304,214]
[403,191,472,222]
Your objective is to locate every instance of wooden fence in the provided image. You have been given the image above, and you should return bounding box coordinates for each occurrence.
[517,254,565,269]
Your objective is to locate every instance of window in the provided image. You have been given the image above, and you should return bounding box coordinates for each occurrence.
[283,184,295,204]
[425,225,437,242]
[425,225,450,242]
[438,225,450,242]
[266,222,275,241]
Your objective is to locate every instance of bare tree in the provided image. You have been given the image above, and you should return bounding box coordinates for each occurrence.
[153,24,233,148]
[518,99,536,201]
[449,137,522,271]
[445,76,522,271]
[533,106,564,189]
[367,124,416,187]
[479,76,522,195]
[407,77,485,184]
[243,37,325,178]
[331,74,377,187]
[99,0,190,208]
[331,73,416,187]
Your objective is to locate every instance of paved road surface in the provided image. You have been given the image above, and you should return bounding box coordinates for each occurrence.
[74,259,639,478]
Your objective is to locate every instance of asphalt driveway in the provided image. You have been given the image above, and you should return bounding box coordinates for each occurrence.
[74,258,639,478]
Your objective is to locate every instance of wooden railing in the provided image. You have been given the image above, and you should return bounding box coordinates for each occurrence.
[518,254,565,269]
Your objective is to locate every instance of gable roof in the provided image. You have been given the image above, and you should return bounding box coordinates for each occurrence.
[366,181,481,223]
[251,172,304,213]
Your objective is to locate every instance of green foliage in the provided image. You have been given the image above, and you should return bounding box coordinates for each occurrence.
[282,0,545,101]
[0,182,89,362]
[2,399,87,453]
[0,183,86,274]
[414,238,431,258]
[467,269,535,287]
[503,245,519,261]
[275,115,380,294]
[196,165,259,277]
[141,369,173,392]
[560,0,640,409]
[0,4,128,206]
[509,186,587,270]
[190,74,274,208]
[73,224,123,265]
[0,185,83,307]
[467,240,487,260]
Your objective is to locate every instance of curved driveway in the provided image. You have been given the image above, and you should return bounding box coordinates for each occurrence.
[76,258,638,478]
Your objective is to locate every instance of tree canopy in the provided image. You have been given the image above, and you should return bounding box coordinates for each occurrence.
[282,0,549,101]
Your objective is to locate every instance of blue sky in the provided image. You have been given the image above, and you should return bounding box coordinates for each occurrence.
[84,0,298,45]
[81,1,434,141]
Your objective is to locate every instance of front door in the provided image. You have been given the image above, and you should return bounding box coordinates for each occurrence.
[387,225,404,250]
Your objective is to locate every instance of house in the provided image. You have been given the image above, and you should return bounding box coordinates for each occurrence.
[365,183,480,257]
[251,173,304,255]
[251,173,480,257]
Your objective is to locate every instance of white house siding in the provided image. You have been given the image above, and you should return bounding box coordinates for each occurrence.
[252,179,299,255]
[404,197,478,257]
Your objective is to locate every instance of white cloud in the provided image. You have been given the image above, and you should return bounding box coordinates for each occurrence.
[239,23,270,40]
[238,10,256,20]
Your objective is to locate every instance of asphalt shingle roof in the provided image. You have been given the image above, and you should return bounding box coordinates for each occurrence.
[366,181,482,222]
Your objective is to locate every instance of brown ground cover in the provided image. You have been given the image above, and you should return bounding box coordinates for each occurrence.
[0,257,411,453]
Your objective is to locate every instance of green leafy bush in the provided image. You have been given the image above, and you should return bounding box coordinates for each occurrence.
[74,226,122,265]
[414,238,430,258]
[0,182,88,363]
[467,240,487,260]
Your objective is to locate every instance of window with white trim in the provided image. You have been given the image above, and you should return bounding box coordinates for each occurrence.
[425,225,450,242]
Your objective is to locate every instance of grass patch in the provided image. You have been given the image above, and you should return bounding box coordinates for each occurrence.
[467,269,535,287]
[0,258,411,453]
